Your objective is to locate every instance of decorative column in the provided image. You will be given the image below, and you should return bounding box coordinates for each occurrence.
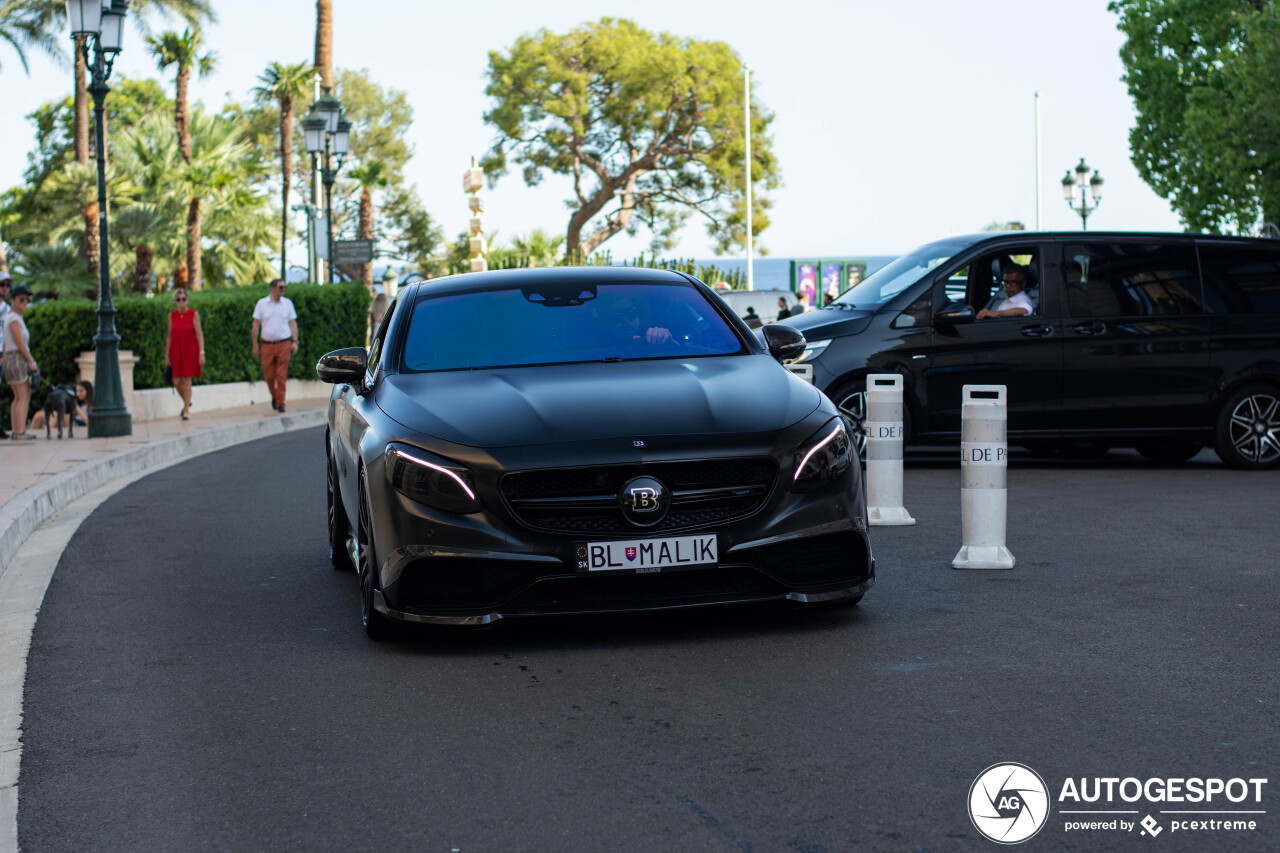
[463,158,486,272]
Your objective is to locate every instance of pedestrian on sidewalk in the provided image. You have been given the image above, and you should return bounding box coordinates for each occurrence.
[250,279,298,413]
[0,271,11,438]
[3,284,39,440]
[164,288,205,420]
[30,380,92,434]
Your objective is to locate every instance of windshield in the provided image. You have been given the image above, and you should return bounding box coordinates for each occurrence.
[400,281,746,372]
[833,241,967,308]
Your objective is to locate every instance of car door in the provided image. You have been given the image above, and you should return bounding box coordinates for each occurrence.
[1057,240,1212,435]
[919,241,1064,440]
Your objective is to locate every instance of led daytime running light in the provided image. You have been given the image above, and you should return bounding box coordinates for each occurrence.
[794,422,843,481]
[392,447,477,500]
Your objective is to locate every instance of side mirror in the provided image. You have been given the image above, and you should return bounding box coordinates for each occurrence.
[761,323,807,363]
[317,347,367,384]
[934,302,976,325]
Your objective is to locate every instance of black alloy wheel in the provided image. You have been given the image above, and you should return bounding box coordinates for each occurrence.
[1215,385,1280,470]
[357,469,394,639]
[831,380,869,457]
[1135,441,1203,465]
[327,449,354,571]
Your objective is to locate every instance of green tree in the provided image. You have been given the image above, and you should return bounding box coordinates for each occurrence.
[1111,0,1280,231]
[482,18,780,258]
[254,60,314,281]
[147,28,215,165]
[511,227,565,266]
[348,160,388,291]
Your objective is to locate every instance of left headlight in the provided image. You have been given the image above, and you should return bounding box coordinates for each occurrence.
[791,417,853,491]
[384,443,481,513]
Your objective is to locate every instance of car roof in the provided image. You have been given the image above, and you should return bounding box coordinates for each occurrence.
[407,265,696,298]
[934,230,1275,248]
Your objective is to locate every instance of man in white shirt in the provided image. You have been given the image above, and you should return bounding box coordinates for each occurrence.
[250,279,299,412]
[978,265,1035,319]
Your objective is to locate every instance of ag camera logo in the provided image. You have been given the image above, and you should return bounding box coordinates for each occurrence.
[969,763,1050,844]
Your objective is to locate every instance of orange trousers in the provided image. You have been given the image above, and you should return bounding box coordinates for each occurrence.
[260,341,292,407]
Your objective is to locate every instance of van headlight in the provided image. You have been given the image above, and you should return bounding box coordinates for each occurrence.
[791,418,853,491]
[384,444,481,513]
[796,339,831,363]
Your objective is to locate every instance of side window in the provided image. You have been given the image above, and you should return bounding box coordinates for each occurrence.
[969,249,1041,316]
[366,298,397,382]
[944,266,969,303]
[1064,243,1202,317]
[1198,245,1280,315]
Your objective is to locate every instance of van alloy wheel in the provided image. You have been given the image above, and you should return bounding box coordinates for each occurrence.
[1216,386,1280,469]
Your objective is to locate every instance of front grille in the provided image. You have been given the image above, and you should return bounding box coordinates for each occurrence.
[509,567,781,613]
[501,459,777,535]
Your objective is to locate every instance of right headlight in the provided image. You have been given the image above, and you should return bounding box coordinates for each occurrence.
[791,417,853,492]
[384,443,481,513]
[795,339,831,363]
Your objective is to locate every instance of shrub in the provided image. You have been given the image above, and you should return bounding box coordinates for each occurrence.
[22,283,371,399]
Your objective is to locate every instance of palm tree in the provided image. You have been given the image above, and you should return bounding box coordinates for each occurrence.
[112,203,170,292]
[254,61,314,281]
[147,28,215,165]
[0,0,62,74]
[348,161,388,292]
[512,228,566,267]
[314,0,332,90]
[11,240,95,299]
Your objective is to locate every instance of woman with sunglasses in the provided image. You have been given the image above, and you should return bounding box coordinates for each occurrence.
[2,284,39,440]
[163,287,205,420]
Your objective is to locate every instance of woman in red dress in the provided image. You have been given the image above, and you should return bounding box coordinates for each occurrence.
[164,287,205,420]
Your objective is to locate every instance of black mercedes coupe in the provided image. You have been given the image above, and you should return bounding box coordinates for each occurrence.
[318,267,874,637]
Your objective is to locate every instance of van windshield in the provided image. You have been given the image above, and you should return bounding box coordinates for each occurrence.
[833,241,967,307]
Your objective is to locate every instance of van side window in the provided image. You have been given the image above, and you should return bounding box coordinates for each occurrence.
[969,250,1040,315]
[1198,245,1280,315]
[1064,243,1202,317]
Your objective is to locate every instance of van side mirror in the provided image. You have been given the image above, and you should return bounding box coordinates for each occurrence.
[761,323,807,362]
[317,347,367,384]
[934,302,976,325]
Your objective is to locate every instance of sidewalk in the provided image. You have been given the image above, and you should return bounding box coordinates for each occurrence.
[0,398,328,575]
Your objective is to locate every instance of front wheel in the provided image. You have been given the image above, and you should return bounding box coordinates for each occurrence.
[357,469,395,640]
[327,451,354,571]
[1214,385,1280,470]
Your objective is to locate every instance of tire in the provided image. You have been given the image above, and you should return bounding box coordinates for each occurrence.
[327,451,354,571]
[1214,384,1280,470]
[829,378,912,458]
[1135,441,1202,465]
[357,469,395,640]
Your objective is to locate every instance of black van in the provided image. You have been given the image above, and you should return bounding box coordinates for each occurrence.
[782,231,1280,470]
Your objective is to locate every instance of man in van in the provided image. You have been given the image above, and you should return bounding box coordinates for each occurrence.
[977,264,1034,319]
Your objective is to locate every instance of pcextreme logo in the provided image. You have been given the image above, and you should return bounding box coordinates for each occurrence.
[970,764,1269,844]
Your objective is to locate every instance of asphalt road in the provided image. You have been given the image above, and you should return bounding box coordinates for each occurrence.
[18,429,1279,852]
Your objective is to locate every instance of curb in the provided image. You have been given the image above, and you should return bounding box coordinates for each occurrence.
[0,409,327,579]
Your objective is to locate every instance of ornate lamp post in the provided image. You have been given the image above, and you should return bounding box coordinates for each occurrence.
[1062,157,1104,230]
[67,0,131,436]
[302,90,351,283]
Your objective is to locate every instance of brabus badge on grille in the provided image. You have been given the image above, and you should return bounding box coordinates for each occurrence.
[633,440,645,447]
[618,475,670,527]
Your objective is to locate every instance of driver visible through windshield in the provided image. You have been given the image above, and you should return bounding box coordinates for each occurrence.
[401,281,746,372]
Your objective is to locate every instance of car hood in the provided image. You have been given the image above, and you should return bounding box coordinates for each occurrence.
[378,355,823,448]
[781,307,876,338]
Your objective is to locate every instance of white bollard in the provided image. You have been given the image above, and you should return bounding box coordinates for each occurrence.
[865,374,915,526]
[952,384,1015,570]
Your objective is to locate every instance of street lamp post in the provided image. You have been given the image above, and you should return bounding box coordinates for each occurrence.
[1062,157,1104,230]
[302,90,351,283]
[68,0,131,437]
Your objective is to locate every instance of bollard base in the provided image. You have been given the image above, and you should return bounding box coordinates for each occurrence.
[951,545,1015,570]
[869,505,916,526]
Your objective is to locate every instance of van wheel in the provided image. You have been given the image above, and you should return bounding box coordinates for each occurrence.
[1135,441,1202,465]
[1214,385,1280,470]
[829,379,911,458]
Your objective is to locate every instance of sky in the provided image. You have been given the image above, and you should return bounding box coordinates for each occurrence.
[0,0,1185,262]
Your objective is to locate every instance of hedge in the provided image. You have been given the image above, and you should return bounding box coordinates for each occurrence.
[20,283,371,400]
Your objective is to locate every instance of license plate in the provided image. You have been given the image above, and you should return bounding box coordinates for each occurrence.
[576,534,718,573]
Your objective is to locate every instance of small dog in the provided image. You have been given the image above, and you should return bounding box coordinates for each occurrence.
[43,384,78,439]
